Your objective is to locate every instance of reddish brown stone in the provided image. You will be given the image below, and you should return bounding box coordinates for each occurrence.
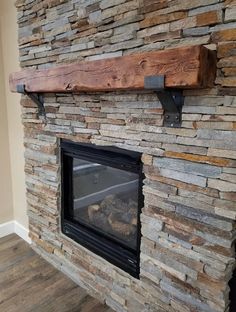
[197,273,226,292]
[204,245,234,258]
[71,19,89,30]
[220,192,236,201]
[21,98,37,108]
[140,0,168,14]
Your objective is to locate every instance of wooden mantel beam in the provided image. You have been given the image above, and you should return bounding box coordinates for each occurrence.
[9,45,216,94]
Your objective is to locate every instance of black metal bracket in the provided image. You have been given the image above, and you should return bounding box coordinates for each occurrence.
[144,75,184,128]
[16,84,46,119]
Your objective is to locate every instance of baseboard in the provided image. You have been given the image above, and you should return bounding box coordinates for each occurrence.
[14,221,31,244]
[0,220,31,244]
[0,221,15,238]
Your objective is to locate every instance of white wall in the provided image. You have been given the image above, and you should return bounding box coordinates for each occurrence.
[0,0,28,229]
[0,25,14,224]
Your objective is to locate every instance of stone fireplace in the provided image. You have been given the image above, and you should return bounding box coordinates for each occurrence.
[13,0,236,311]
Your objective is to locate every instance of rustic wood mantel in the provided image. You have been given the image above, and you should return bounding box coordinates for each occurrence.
[9,45,216,94]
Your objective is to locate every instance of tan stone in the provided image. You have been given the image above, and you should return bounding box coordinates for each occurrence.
[196,10,222,26]
[140,11,186,28]
[223,67,236,76]
[33,237,54,253]
[170,16,196,31]
[212,28,236,42]
[218,55,236,68]
[216,76,236,87]
[215,207,236,219]
[141,154,153,165]
[218,42,236,58]
[144,30,181,43]
[208,178,236,192]
[19,34,42,46]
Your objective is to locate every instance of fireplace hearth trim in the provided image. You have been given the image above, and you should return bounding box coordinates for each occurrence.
[61,140,144,278]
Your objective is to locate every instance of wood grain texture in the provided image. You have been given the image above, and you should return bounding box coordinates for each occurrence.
[9,45,216,93]
[0,234,113,312]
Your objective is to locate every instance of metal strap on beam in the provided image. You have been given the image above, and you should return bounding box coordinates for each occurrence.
[16,84,46,119]
[144,75,184,128]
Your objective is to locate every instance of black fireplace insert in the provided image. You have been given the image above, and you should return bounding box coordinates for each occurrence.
[61,140,143,277]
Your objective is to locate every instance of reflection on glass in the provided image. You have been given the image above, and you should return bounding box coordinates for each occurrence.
[73,158,139,249]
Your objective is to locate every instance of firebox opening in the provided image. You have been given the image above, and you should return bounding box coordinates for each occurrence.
[61,140,144,278]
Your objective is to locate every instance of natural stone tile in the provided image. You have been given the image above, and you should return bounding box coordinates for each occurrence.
[212,27,236,42]
[160,281,216,312]
[137,23,170,38]
[164,151,230,167]
[159,168,207,187]
[196,10,222,27]
[162,144,207,156]
[100,0,126,10]
[225,6,236,22]
[141,254,186,282]
[208,178,236,192]
[153,157,222,178]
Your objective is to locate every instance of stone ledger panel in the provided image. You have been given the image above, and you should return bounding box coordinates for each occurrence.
[16,1,236,312]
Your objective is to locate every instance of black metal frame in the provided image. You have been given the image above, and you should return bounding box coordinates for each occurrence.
[16,84,46,118]
[144,75,184,127]
[61,140,144,278]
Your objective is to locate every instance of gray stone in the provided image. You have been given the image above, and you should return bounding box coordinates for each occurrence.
[160,168,207,187]
[183,27,210,37]
[154,157,222,178]
[225,7,236,22]
[104,39,144,53]
[182,106,216,114]
[183,27,209,37]
[176,204,233,231]
[197,129,236,141]
[208,178,236,192]
[189,3,224,16]
[86,51,122,61]
[25,149,57,164]
[100,0,126,10]
[114,22,140,35]
[89,10,102,24]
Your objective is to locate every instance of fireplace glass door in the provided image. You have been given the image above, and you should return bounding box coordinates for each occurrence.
[61,140,143,277]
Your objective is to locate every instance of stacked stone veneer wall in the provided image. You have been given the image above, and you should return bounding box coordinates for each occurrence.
[16,0,236,311]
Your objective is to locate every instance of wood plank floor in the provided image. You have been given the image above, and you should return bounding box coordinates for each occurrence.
[0,234,113,312]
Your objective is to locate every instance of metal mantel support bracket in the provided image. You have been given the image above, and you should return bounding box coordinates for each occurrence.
[144,75,184,128]
[16,84,46,119]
